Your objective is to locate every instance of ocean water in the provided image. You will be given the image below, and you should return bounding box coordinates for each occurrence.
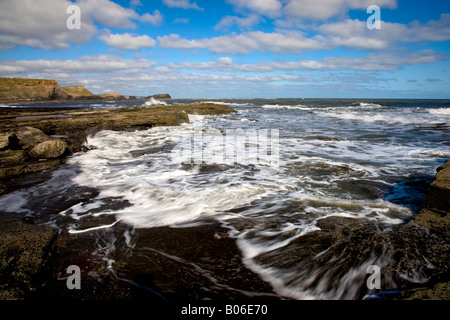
[1,98,449,299]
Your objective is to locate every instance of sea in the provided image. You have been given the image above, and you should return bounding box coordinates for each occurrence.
[1,98,449,300]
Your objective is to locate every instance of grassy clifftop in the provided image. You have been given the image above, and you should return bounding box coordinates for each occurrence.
[62,86,95,98]
[0,78,59,87]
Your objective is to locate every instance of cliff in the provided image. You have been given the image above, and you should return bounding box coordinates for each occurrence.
[0,78,172,103]
[0,78,70,101]
[61,86,96,99]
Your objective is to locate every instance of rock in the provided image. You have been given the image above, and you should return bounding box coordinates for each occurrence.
[0,132,13,150]
[0,78,68,101]
[62,86,95,99]
[393,281,450,300]
[15,126,49,151]
[0,183,6,195]
[0,103,235,183]
[315,163,355,175]
[422,160,450,213]
[29,140,68,159]
[147,94,171,100]
[0,159,63,180]
[0,150,29,165]
[0,213,57,299]
[100,93,125,100]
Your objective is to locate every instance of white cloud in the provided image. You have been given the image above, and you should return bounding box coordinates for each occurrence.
[318,15,450,50]
[99,32,156,50]
[227,0,282,19]
[0,55,156,75]
[77,0,141,29]
[283,0,397,21]
[162,0,203,11]
[165,50,448,72]
[130,0,142,6]
[0,0,163,50]
[158,31,324,54]
[215,14,263,30]
[0,0,96,50]
[139,10,164,26]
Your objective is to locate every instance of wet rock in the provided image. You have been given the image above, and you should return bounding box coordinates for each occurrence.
[315,163,355,175]
[116,223,277,301]
[393,281,450,300]
[29,139,68,159]
[422,160,450,213]
[0,159,63,180]
[0,213,57,299]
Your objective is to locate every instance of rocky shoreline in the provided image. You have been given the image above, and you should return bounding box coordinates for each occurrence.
[0,103,234,194]
[0,101,449,300]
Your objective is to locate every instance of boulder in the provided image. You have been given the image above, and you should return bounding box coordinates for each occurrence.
[0,132,13,150]
[15,127,49,151]
[29,140,68,159]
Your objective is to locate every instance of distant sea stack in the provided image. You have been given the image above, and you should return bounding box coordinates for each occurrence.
[147,94,172,100]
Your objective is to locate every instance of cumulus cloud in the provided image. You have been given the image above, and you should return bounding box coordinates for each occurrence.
[158,31,324,54]
[162,0,203,11]
[0,0,95,50]
[99,32,156,50]
[215,14,263,30]
[165,50,448,72]
[318,14,450,50]
[0,0,163,50]
[0,55,156,75]
[283,0,397,21]
[139,10,164,26]
[227,0,282,19]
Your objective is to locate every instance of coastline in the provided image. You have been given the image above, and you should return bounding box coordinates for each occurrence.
[0,101,448,300]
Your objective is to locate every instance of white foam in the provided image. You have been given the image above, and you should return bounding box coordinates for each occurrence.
[359,102,385,108]
[262,104,308,110]
[144,97,167,106]
[428,108,450,115]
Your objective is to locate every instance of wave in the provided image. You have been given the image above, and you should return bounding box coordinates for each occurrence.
[0,103,23,108]
[359,102,385,108]
[321,111,446,125]
[428,108,450,115]
[262,104,309,110]
[144,97,167,106]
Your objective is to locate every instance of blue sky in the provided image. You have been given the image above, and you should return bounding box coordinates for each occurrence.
[0,0,449,99]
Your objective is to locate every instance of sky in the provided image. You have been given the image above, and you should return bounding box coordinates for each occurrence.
[0,0,449,99]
